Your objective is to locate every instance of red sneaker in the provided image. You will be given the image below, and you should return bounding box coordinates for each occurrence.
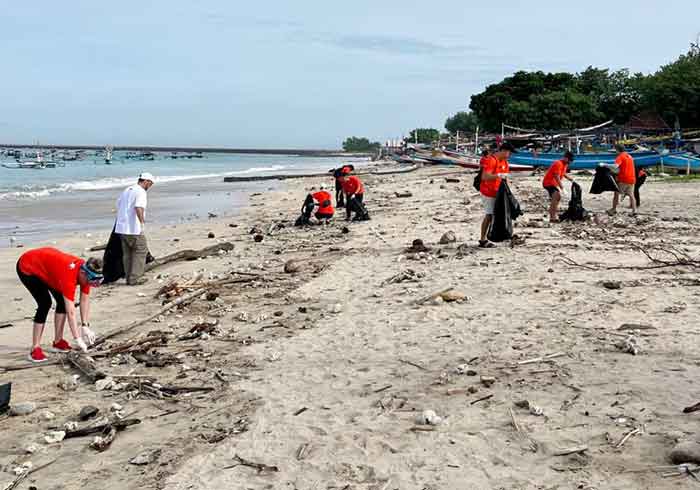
[28,347,48,363]
[49,339,72,353]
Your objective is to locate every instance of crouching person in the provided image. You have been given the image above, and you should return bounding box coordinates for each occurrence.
[295,185,335,226]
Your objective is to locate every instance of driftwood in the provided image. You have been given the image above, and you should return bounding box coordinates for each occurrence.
[683,402,700,414]
[509,408,538,452]
[3,458,58,490]
[145,242,235,272]
[224,454,279,473]
[552,445,588,456]
[66,352,107,381]
[415,287,454,305]
[89,244,107,252]
[64,418,141,439]
[93,335,168,359]
[562,244,700,271]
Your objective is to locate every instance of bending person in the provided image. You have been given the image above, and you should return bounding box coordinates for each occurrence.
[542,151,575,223]
[16,247,103,362]
[340,169,370,221]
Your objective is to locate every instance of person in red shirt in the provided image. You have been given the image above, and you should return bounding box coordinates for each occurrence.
[478,142,514,247]
[16,248,103,363]
[607,144,637,215]
[542,151,575,222]
[330,165,354,208]
[340,168,370,221]
[312,185,335,222]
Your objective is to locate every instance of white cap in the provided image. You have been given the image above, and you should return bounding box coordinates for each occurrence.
[139,172,155,183]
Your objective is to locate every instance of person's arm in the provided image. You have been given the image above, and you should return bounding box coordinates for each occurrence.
[554,175,564,190]
[64,297,88,351]
[79,291,90,324]
[563,173,574,182]
[135,207,145,225]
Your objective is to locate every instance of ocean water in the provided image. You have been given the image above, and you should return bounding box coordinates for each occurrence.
[0,152,368,245]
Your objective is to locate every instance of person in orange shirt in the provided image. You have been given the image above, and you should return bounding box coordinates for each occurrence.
[478,142,514,247]
[542,151,575,222]
[340,169,370,221]
[606,144,637,215]
[16,247,104,363]
[296,184,335,226]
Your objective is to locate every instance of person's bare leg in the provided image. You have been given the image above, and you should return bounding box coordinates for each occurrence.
[54,313,66,343]
[612,192,620,211]
[32,322,45,349]
[549,193,560,221]
[628,189,637,214]
[480,215,492,241]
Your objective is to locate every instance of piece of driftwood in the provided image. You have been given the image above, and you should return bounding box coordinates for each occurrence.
[509,408,538,452]
[398,358,428,371]
[224,454,279,473]
[415,287,454,305]
[395,191,413,198]
[470,393,494,405]
[145,242,235,272]
[616,428,641,448]
[0,323,12,329]
[3,458,58,490]
[66,352,107,381]
[517,352,566,365]
[90,425,117,452]
[93,335,168,359]
[683,402,700,414]
[552,445,588,456]
[89,244,107,252]
[64,418,141,439]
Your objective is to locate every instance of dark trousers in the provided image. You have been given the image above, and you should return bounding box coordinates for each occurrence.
[16,262,65,324]
[335,180,345,208]
[346,193,365,220]
[634,174,647,207]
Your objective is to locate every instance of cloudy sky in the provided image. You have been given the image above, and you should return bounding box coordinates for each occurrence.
[2,1,698,148]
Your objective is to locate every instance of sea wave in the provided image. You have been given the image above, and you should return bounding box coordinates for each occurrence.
[0,165,289,200]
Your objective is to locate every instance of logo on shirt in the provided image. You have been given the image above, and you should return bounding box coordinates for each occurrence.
[69,262,76,270]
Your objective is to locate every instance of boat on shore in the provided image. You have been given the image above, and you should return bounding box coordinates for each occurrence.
[660,152,700,171]
[509,150,663,169]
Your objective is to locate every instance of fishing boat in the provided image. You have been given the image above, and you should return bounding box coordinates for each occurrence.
[660,152,700,171]
[509,150,663,169]
[440,150,534,171]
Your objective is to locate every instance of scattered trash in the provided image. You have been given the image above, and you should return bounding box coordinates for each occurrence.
[95,377,115,391]
[129,449,161,466]
[602,281,622,290]
[439,290,470,303]
[41,411,55,421]
[405,239,430,253]
[44,430,66,444]
[415,409,443,426]
[284,260,302,274]
[439,231,457,244]
[253,234,264,242]
[79,406,99,421]
[63,421,78,431]
[0,382,11,414]
[58,375,79,391]
[615,335,640,355]
[24,444,38,454]
[670,441,700,464]
[454,364,469,375]
[12,462,32,476]
[480,376,496,387]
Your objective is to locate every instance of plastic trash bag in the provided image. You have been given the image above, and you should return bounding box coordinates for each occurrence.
[559,181,588,222]
[590,166,620,194]
[488,180,522,242]
[0,382,10,415]
[102,225,155,284]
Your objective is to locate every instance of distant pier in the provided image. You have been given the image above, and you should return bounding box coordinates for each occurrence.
[0,143,372,158]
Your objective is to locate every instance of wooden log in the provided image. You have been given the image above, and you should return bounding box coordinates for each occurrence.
[145,242,234,272]
[64,418,141,439]
[66,352,107,381]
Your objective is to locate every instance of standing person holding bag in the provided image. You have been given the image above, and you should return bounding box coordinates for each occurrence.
[115,172,155,285]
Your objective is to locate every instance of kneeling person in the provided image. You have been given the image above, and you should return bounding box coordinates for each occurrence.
[296,185,335,226]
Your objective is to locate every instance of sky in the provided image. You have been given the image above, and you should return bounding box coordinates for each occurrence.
[1,1,698,149]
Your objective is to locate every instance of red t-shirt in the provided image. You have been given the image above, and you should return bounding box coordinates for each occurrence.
[542,160,567,188]
[479,156,509,198]
[479,156,490,169]
[312,191,334,215]
[342,176,364,195]
[18,247,89,301]
[615,152,636,185]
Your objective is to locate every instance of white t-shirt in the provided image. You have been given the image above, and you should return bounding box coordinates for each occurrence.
[115,184,147,235]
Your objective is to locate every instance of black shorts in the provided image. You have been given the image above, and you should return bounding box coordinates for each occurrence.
[544,186,560,198]
[16,261,66,324]
[315,212,333,220]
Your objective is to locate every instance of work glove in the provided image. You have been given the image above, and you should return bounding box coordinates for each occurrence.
[81,326,97,346]
[74,337,89,353]
[497,173,508,179]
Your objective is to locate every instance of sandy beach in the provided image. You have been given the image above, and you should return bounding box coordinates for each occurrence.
[2,165,700,489]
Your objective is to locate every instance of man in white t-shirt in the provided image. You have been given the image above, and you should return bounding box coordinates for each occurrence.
[115,172,155,285]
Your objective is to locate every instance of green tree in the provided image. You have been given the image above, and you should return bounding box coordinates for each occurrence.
[640,50,700,129]
[342,136,381,153]
[445,111,479,134]
[405,128,440,144]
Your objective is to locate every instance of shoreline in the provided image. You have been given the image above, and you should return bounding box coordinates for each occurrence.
[1,167,700,489]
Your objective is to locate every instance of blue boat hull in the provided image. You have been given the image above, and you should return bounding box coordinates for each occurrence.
[660,153,700,170]
[510,151,662,169]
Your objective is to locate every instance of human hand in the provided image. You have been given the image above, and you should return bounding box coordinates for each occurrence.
[81,326,96,346]
[74,337,89,353]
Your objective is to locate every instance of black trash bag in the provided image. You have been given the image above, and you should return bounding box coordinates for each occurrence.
[488,180,522,243]
[634,172,647,206]
[102,226,156,284]
[590,166,620,194]
[472,169,482,191]
[559,181,588,222]
[0,382,11,415]
[348,196,370,221]
[294,194,315,227]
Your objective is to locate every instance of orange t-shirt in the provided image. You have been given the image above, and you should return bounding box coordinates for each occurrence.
[479,156,509,198]
[615,152,636,185]
[312,191,334,215]
[542,160,567,188]
[18,247,89,301]
[342,176,364,195]
[479,156,490,169]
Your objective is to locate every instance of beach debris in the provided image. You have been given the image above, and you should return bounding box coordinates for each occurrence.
[454,364,470,375]
[415,409,443,426]
[617,323,656,331]
[58,374,80,391]
[24,444,39,454]
[207,232,216,239]
[670,441,700,464]
[439,231,457,244]
[415,287,454,305]
[683,402,700,414]
[0,323,13,329]
[41,411,55,421]
[664,304,686,314]
[480,376,496,387]
[395,191,412,198]
[405,239,430,253]
[95,377,115,391]
[615,335,640,355]
[178,321,219,340]
[445,178,460,183]
[10,402,36,416]
[509,408,538,452]
[236,311,249,322]
[65,418,141,440]
[470,393,494,405]
[249,226,263,235]
[63,421,78,431]
[284,260,303,273]
[439,290,470,303]
[67,352,107,382]
[341,226,350,234]
[552,445,589,456]
[129,449,161,466]
[144,242,235,272]
[90,426,117,452]
[12,462,33,476]
[602,280,622,290]
[110,403,123,413]
[224,454,279,473]
[44,430,66,444]
[253,234,264,242]
[382,268,425,285]
[79,405,100,421]
[330,303,343,314]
